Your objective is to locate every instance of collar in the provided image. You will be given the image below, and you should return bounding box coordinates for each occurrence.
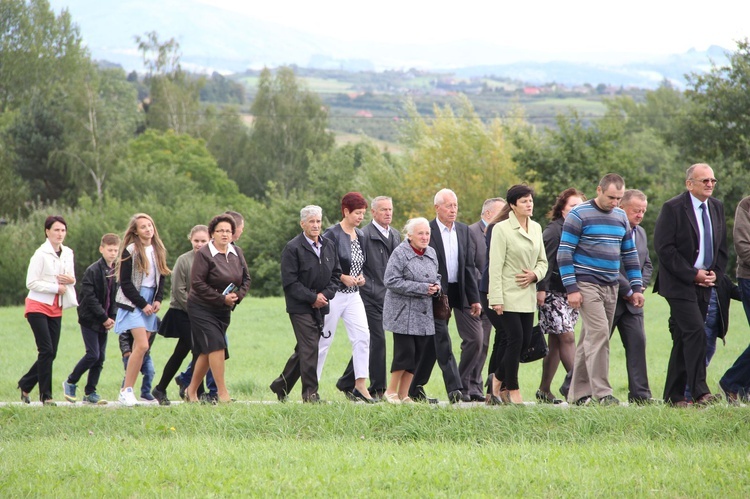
[371,220,390,237]
[209,240,237,257]
[436,218,455,233]
[480,219,489,230]
[689,193,709,210]
[303,233,321,248]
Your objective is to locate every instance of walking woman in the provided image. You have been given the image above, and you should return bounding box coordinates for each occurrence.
[186,214,250,403]
[114,213,170,406]
[18,215,78,405]
[316,192,375,402]
[150,225,209,405]
[535,188,585,403]
[487,185,548,404]
[382,218,441,403]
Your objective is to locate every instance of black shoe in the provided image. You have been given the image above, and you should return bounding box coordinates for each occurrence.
[628,396,658,406]
[269,381,288,402]
[448,390,464,404]
[598,394,620,406]
[151,387,171,406]
[486,395,504,406]
[174,376,187,401]
[469,393,486,402]
[352,388,377,404]
[575,395,592,406]
[371,390,386,402]
[19,387,30,404]
[342,390,358,402]
[200,393,219,405]
[536,390,563,404]
[412,386,439,404]
[303,393,325,404]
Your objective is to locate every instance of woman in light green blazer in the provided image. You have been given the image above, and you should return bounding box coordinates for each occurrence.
[487,185,548,404]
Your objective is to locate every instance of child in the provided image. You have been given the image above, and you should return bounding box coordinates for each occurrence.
[114,213,170,406]
[62,233,120,404]
[119,328,158,403]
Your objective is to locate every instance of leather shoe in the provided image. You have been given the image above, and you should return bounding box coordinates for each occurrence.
[448,390,464,404]
[303,393,325,404]
[469,393,486,402]
[694,393,721,406]
[486,395,504,406]
[19,387,30,404]
[668,399,689,408]
[352,388,377,404]
[342,390,358,402]
[628,397,658,406]
[536,390,563,404]
[412,386,439,404]
[269,381,288,402]
[574,395,592,406]
[718,382,739,405]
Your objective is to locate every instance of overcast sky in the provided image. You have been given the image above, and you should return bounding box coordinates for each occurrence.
[197,0,748,58]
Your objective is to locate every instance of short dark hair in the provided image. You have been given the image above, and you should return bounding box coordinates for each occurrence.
[100,233,120,246]
[44,215,66,233]
[208,214,236,236]
[599,173,625,191]
[506,184,534,206]
[224,210,244,227]
[621,189,647,206]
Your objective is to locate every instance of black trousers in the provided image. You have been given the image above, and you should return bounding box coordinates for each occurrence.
[19,313,62,402]
[497,311,533,390]
[664,292,711,403]
[68,325,108,395]
[336,301,386,395]
[155,335,192,393]
[481,293,507,391]
[271,313,320,401]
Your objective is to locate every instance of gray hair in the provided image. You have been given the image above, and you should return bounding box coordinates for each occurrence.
[621,189,647,206]
[403,217,431,239]
[481,197,506,214]
[686,163,712,181]
[434,188,457,206]
[300,205,322,222]
[371,196,392,210]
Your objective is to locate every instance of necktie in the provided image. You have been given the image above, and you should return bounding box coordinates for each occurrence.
[700,203,713,268]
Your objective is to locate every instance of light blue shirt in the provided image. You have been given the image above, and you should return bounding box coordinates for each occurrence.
[689,194,712,269]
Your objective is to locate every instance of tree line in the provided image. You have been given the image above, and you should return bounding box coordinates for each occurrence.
[1,0,749,305]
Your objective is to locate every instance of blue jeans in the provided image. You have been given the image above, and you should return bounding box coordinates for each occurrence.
[122,354,155,398]
[720,278,750,397]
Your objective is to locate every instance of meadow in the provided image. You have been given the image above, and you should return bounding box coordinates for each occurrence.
[2,295,750,497]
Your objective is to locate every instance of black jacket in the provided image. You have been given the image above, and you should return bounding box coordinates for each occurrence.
[323,223,367,287]
[77,257,118,332]
[715,274,742,342]
[116,247,166,311]
[360,222,401,308]
[281,232,342,315]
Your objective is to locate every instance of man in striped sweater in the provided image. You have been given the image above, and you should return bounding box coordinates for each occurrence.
[557,173,644,406]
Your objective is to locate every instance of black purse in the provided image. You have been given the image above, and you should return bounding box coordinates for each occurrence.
[520,324,548,363]
[433,291,452,321]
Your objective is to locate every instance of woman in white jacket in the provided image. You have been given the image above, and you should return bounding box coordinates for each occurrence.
[18,216,78,405]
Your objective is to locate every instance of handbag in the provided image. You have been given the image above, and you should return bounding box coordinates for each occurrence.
[520,324,548,363]
[433,292,452,321]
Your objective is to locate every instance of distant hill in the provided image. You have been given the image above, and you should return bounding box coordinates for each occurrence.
[50,0,730,88]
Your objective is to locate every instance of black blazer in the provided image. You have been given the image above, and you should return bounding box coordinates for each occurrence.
[429,218,480,306]
[360,221,401,307]
[323,223,366,287]
[653,191,728,301]
[281,232,342,315]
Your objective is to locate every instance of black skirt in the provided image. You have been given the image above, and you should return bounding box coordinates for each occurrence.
[158,308,191,339]
[187,301,231,356]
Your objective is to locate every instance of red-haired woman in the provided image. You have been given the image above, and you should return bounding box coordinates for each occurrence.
[317,192,375,402]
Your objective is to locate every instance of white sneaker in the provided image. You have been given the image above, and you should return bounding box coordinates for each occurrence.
[119,387,138,407]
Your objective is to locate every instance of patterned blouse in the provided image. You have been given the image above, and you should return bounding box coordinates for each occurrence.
[342,238,364,294]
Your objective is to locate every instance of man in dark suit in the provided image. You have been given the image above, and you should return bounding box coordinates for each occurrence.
[409,188,482,403]
[270,205,342,403]
[654,163,727,407]
[610,190,654,404]
[336,196,401,400]
[465,197,505,401]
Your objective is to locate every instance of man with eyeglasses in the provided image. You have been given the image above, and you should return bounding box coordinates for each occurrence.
[654,163,727,407]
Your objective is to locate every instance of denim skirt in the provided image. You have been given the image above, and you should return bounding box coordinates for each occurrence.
[114,286,159,334]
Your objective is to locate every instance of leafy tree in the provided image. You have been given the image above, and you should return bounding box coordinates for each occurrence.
[398,95,518,221]
[0,0,88,112]
[137,31,203,136]
[244,67,334,199]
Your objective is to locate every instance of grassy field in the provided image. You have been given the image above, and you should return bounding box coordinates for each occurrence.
[2,295,750,496]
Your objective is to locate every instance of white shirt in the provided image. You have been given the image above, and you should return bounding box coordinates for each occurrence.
[141,245,157,288]
[371,220,390,239]
[436,218,459,283]
[689,193,713,269]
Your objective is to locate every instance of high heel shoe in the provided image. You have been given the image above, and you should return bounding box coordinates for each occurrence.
[486,395,504,406]
[499,389,511,404]
[352,388,376,404]
[508,389,524,405]
[19,387,30,404]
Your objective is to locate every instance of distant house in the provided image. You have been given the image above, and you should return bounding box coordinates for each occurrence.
[355,110,373,118]
[523,87,542,95]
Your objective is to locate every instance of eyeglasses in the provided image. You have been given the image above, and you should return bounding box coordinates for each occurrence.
[690,178,718,186]
[214,229,233,234]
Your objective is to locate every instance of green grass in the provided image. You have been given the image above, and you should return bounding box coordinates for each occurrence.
[2,295,750,496]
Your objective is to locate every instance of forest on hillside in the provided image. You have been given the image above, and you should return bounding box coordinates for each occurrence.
[2,0,750,304]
